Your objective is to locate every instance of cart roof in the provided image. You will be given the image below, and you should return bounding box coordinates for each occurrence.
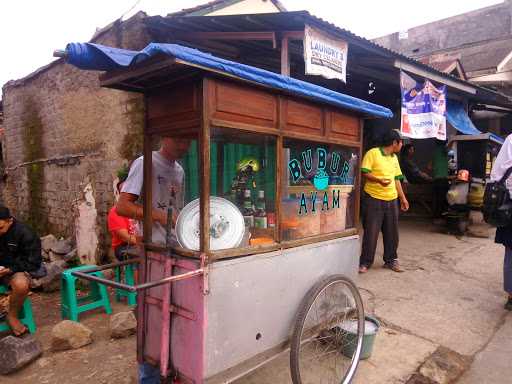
[64,42,393,119]
[449,132,504,145]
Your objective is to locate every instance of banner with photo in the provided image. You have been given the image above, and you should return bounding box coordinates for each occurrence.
[304,25,348,82]
[400,71,447,140]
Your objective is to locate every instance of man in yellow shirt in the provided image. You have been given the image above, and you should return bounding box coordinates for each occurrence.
[359,130,409,273]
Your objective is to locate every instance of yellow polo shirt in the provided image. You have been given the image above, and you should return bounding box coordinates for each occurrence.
[361,147,404,201]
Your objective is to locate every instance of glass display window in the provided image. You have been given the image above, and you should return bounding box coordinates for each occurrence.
[282,139,359,241]
[207,127,277,250]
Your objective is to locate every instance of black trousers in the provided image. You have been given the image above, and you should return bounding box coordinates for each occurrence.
[360,194,399,267]
[432,178,449,218]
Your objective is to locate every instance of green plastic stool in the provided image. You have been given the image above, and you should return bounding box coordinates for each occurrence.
[0,284,37,334]
[114,264,137,306]
[61,265,112,321]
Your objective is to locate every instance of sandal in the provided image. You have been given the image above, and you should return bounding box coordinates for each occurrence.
[505,297,512,311]
[359,265,369,274]
[12,326,28,338]
[383,261,404,273]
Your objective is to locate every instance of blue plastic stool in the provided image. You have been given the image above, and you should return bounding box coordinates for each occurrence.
[61,265,112,321]
[114,263,137,306]
[0,284,36,334]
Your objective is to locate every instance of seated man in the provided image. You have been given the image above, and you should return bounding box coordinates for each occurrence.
[0,206,42,336]
[400,144,432,184]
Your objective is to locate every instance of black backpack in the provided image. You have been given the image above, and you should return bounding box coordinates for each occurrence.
[483,167,512,227]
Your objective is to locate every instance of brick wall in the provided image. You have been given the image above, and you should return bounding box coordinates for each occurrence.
[1,14,150,260]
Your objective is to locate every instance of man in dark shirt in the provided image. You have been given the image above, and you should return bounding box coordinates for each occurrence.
[0,207,41,336]
[400,144,432,184]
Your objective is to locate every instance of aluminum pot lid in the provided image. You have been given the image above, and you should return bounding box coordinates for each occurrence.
[176,197,245,251]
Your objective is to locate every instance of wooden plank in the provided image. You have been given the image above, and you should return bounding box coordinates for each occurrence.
[280,36,290,76]
[216,142,224,196]
[100,57,176,88]
[282,130,360,148]
[142,98,154,248]
[282,31,304,40]
[147,83,199,119]
[139,94,153,364]
[146,117,201,136]
[276,96,285,243]
[355,119,364,228]
[146,82,201,136]
[209,118,279,135]
[284,99,323,136]
[328,110,361,141]
[281,229,358,249]
[209,243,280,260]
[210,80,278,129]
[172,31,276,42]
[200,78,211,254]
[144,243,201,259]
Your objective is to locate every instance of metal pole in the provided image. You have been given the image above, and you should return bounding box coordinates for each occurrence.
[71,267,205,293]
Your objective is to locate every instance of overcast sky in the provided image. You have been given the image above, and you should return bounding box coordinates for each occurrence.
[0,0,503,96]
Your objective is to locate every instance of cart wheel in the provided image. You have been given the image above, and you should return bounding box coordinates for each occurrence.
[290,275,364,384]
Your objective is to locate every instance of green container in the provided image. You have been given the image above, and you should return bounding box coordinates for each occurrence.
[340,315,380,360]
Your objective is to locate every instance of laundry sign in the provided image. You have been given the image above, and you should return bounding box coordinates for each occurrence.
[304,25,348,82]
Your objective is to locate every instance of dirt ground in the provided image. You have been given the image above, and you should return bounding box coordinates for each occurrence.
[0,291,137,384]
[0,218,508,383]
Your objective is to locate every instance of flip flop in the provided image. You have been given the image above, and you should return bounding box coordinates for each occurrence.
[12,325,28,337]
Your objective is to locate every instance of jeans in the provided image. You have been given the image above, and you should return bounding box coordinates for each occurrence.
[139,363,161,384]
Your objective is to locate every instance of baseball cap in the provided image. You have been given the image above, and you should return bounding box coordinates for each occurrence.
[0,207,11,220]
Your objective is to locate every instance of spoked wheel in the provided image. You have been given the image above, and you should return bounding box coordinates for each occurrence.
[290,275,365,384]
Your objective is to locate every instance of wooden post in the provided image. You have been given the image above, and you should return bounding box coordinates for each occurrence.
[200,79,211,254]
[355,119,364,227]
[216,142,225,196]
[138,95,152,363]
[276,135,283,243]
[276,96,286,242]
[281,37,290,77]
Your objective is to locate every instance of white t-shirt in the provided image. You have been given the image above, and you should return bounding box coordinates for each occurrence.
[122,151,185,245]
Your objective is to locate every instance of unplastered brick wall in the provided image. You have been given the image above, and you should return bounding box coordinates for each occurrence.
[1,14,149,261]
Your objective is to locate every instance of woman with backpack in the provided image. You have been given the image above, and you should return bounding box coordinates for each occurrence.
[491,134,512,311]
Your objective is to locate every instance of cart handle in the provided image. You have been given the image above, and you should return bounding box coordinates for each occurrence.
[71,255,206,292]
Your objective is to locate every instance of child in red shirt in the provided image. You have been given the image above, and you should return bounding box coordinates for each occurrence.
[108,181,138,260]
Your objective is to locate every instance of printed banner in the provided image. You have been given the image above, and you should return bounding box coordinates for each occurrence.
[304,25,348,82]
[400,71,447,140]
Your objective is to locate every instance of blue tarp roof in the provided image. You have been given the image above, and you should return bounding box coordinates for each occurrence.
[447,100,482,135]
[64,42,393,119]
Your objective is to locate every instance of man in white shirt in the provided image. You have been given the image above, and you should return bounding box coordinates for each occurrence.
[116,136,191,384]
[117,137,190,245]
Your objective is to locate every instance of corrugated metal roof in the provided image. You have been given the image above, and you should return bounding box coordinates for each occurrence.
[171,0,286,17]
[149,11,511,105]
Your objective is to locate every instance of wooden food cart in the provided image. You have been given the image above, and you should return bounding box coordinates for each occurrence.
[60,42,392,384]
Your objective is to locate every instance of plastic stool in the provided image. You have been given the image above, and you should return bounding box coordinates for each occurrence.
[61,265,112,321]
[0,284,37,334]
[114,263,137,306]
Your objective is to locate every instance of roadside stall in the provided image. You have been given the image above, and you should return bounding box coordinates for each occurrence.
[57,42,392,384]
[443,133,503,232]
